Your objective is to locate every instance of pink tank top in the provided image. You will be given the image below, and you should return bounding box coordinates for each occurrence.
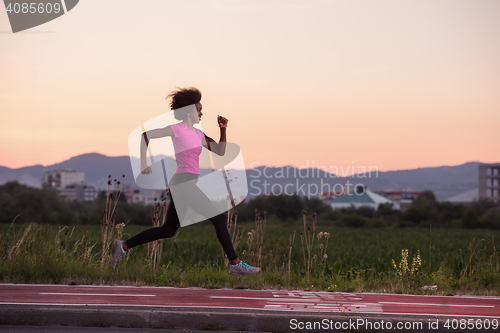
[170,122,205,175]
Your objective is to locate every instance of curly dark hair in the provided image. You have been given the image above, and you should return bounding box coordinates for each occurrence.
[166,87,202,121]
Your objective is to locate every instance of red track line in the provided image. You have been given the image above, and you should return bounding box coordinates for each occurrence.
[0,284,498,318]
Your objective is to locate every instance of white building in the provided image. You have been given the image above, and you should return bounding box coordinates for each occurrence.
[42,169,97,201]
[446,188,479,207]
[330,185,399,211]
[59,184,99,201]
[127,189,169,206]
[375,190,422,212]
[479,163,500,206]
[42,169,85,189]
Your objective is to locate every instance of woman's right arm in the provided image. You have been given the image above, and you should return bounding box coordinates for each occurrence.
[140,126,174,174]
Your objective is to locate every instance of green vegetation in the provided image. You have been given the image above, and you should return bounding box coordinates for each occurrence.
[1,219,498,295]
[1,181,499,295]
[0,181,151,226]
[321,190,500,229]
[2,181,498,229]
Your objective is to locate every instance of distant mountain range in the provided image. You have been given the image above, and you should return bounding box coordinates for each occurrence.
[0,153,491,201]
[0,154,134,191]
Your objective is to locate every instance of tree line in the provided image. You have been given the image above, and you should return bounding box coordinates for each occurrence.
[0,181,150,226]
[0,181,498,229]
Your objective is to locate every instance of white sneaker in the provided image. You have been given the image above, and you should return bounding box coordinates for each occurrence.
[229,260,260,276]
[110,239,126,269]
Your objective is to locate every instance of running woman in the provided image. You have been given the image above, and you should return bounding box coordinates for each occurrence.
[110,87,260,276]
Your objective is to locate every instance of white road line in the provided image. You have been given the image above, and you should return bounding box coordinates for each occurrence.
[268,302,316,306]
[3,284,499,301]
[210,296,273,300]
[1,303,499,318]
[39,293,156,297]
[379,302,494,308]
[210,296,320,302]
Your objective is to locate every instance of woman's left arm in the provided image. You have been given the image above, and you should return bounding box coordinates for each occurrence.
[203,116,228,156]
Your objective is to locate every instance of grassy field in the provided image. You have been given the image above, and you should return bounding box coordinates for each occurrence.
[1,215,499,296]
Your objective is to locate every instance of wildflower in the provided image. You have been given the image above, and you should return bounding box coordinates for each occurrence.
[411,250,422,275]
[317,232,323,240]
[323,254,328,259]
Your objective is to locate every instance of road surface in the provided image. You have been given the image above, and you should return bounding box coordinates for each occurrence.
[0,284,498,332]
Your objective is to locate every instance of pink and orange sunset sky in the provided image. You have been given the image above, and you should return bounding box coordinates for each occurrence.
[1,0,499,172]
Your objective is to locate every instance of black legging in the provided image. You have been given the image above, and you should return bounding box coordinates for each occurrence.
[125,173,238,261]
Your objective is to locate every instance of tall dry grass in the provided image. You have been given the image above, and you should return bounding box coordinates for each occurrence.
[1,194,499,295]
[100,175,125,268]
[146,195,167,272]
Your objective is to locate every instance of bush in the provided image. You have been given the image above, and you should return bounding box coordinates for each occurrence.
[341,215,368,228]
[0,181,155,226]
[236,194,332,222]
[470,198,498,216]
[366,217,387,228]
[402,207,428,225]
[357,206,375,218]
[477,209,500,229]
[0,181,74,224]
[462,209,477,229]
